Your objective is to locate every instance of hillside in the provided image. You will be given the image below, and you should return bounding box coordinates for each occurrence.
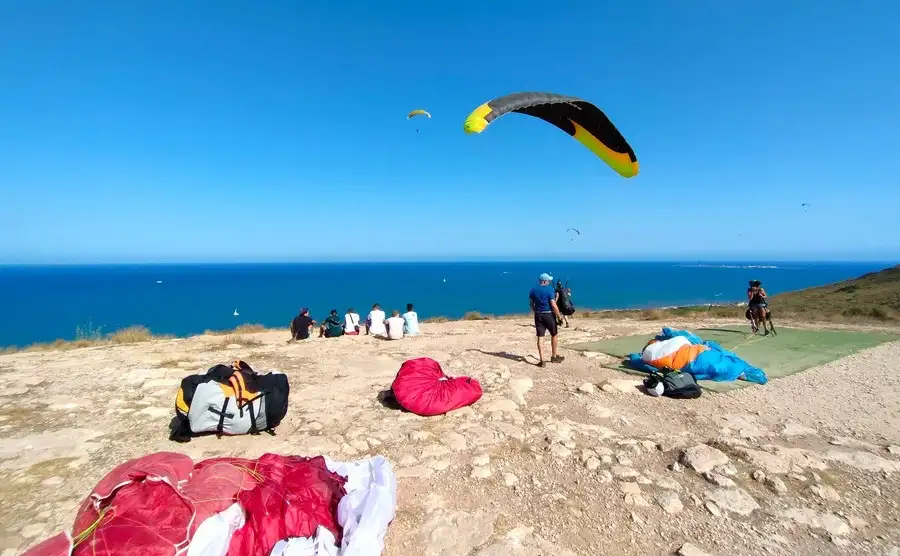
[771,264,900,322]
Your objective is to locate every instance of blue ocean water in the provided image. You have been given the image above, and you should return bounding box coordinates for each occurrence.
[0,262,889,348]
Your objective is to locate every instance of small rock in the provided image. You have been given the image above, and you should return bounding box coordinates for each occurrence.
[781,422,818,437]
[612,465,641,480]
[704,487,759,516]
[655,476,682,491]
[670,462,683,472]
[656,492,683,514]
[225,343,242,349]
[703,472,736,487]
[810,484,841,502]
[766,476,788,494]
[641,440,658,452]
[409,430,432,442]
[470,466,492,479]
[848,515,869,530]
[616,454,633,466]
[887,445,900,455]
[428,459,452,471]
[584,457,601,471]
[472,453,490,467]
[309,422,324,431]
[597,470,613,483]
[630,511,644,524]
[600,379,642,394]
[440,431,468,451]
[20,523,46,538]
[678,543,712,556]
[548,444,572,458]
[480,398,518,412]
[681,444,730,473]
[578,382,596,394]
[504,473,518,487]
[705,501,721,517]
[752,470,766,482]
[507,377,534,405]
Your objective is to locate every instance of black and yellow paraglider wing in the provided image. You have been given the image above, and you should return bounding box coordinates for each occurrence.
[463,92,639,178]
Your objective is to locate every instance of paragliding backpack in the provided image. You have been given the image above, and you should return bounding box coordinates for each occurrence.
[557,283,575,316]
[171,359,290,441]
[647,368,702,399]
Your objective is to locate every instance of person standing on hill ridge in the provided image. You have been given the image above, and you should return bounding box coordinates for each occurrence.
[529,273,564,367]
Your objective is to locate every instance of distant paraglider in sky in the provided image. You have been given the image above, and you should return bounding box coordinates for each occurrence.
[407,109,431,133]
[567,228,581,242]
[462,92,639,178]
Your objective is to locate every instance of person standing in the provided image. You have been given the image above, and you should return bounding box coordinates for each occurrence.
[529,273,564,367]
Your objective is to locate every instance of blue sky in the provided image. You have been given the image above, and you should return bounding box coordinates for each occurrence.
[1,0,898,263]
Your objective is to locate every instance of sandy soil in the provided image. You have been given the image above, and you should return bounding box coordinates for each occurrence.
[1,317,899,556]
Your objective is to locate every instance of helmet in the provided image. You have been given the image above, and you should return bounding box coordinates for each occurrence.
[643,375,665,397]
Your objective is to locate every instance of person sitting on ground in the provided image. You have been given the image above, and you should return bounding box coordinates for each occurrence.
[344,307,361,335]
[366,303,387,336]
[402,303,420,336]
[385,309,405,340]
[319,309,345,338]
[290,308,315,341]
[530,273,565,367]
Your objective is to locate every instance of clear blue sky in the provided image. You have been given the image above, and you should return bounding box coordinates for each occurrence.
[1,0,898,263]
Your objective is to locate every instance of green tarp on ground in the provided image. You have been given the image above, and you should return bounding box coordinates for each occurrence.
[567,326,899,392]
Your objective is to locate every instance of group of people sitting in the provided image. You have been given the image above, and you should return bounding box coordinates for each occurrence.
[290,303,421,341]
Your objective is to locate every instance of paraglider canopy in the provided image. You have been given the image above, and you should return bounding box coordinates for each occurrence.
[463,92,638,178]
[407,109,431,119]
[567,228,581,242]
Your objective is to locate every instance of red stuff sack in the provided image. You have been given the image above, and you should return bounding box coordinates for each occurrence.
[390,357,483,416]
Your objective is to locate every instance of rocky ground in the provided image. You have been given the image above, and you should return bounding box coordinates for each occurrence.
[1,317,900,556]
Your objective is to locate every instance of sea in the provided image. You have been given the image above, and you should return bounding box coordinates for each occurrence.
[0,261,891,348]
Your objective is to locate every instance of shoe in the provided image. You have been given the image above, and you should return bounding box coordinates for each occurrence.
[537,361,545,368]
[551,355,565,363]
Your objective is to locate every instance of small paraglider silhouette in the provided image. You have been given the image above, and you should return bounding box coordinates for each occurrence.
[567,228,581,242]
[801,203,810,212]
[408,109,431,134]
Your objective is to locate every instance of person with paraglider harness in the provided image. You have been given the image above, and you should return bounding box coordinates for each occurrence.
[555,280,576,328]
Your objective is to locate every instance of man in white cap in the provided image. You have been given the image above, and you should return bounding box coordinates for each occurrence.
[529,273,564,367]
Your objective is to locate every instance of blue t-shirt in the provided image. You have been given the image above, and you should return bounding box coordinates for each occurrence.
[529,284,556,312]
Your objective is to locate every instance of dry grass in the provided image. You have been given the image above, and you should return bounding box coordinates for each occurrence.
[203,323,269,336]
[1,325,163,354]
[215,334,265,348]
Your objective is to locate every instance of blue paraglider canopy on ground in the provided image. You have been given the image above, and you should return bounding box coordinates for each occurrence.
[625,327,769,384]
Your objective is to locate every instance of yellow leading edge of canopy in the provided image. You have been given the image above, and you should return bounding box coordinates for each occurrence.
[463,103,639,178]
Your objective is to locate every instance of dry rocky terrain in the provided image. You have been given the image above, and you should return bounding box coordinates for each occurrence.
[1,316,899,556]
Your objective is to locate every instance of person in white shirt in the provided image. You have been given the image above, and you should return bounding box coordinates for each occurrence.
[385,309,405,340]
[366,303,386,336]
[344,308,361,335]
[402,303,420,336]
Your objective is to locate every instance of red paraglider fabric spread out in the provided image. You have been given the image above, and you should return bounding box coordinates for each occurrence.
[227,454,346,555]
[21,452,351,556]
[391,357,483,416]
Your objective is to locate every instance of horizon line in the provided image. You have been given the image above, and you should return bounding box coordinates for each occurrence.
[1,258,896,267]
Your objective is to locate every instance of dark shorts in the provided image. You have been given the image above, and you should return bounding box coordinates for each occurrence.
[534,312,558,337]
[749,302,768,312]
